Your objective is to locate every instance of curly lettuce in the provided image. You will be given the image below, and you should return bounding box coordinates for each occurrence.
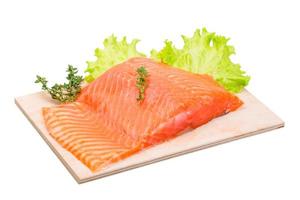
[85,35,145,82]
[151,28,250,93]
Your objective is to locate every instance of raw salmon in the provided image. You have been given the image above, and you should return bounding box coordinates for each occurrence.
[43,57,243,171]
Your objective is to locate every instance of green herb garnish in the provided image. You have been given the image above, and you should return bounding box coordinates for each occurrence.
[136,66,149,102]
[35,65,83,103]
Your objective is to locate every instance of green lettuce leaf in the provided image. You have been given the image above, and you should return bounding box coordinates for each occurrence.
[85,35,145,82]
[151,28,250,93]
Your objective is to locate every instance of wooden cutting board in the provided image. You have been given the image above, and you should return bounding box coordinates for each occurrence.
[15,90,284,183]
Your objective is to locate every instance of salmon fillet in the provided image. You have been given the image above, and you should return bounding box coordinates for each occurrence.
[43,57,243,171]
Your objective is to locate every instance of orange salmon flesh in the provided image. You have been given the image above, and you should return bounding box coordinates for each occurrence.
[43,57,243,172]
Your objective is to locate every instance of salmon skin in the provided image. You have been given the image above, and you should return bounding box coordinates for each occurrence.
[43,57,243,172]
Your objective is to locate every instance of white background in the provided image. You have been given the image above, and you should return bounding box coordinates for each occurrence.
[0,0,299,199]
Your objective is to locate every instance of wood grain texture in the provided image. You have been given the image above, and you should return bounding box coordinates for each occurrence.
[15,90,284,183]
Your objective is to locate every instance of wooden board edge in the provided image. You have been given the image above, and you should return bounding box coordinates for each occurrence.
[15,92,285,184]
[78,122,284,183]
[14,98,81,184]
[245,89,285,125]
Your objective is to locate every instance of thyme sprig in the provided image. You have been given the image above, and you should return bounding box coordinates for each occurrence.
[35,65,83,103]
[136,66,149,102]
